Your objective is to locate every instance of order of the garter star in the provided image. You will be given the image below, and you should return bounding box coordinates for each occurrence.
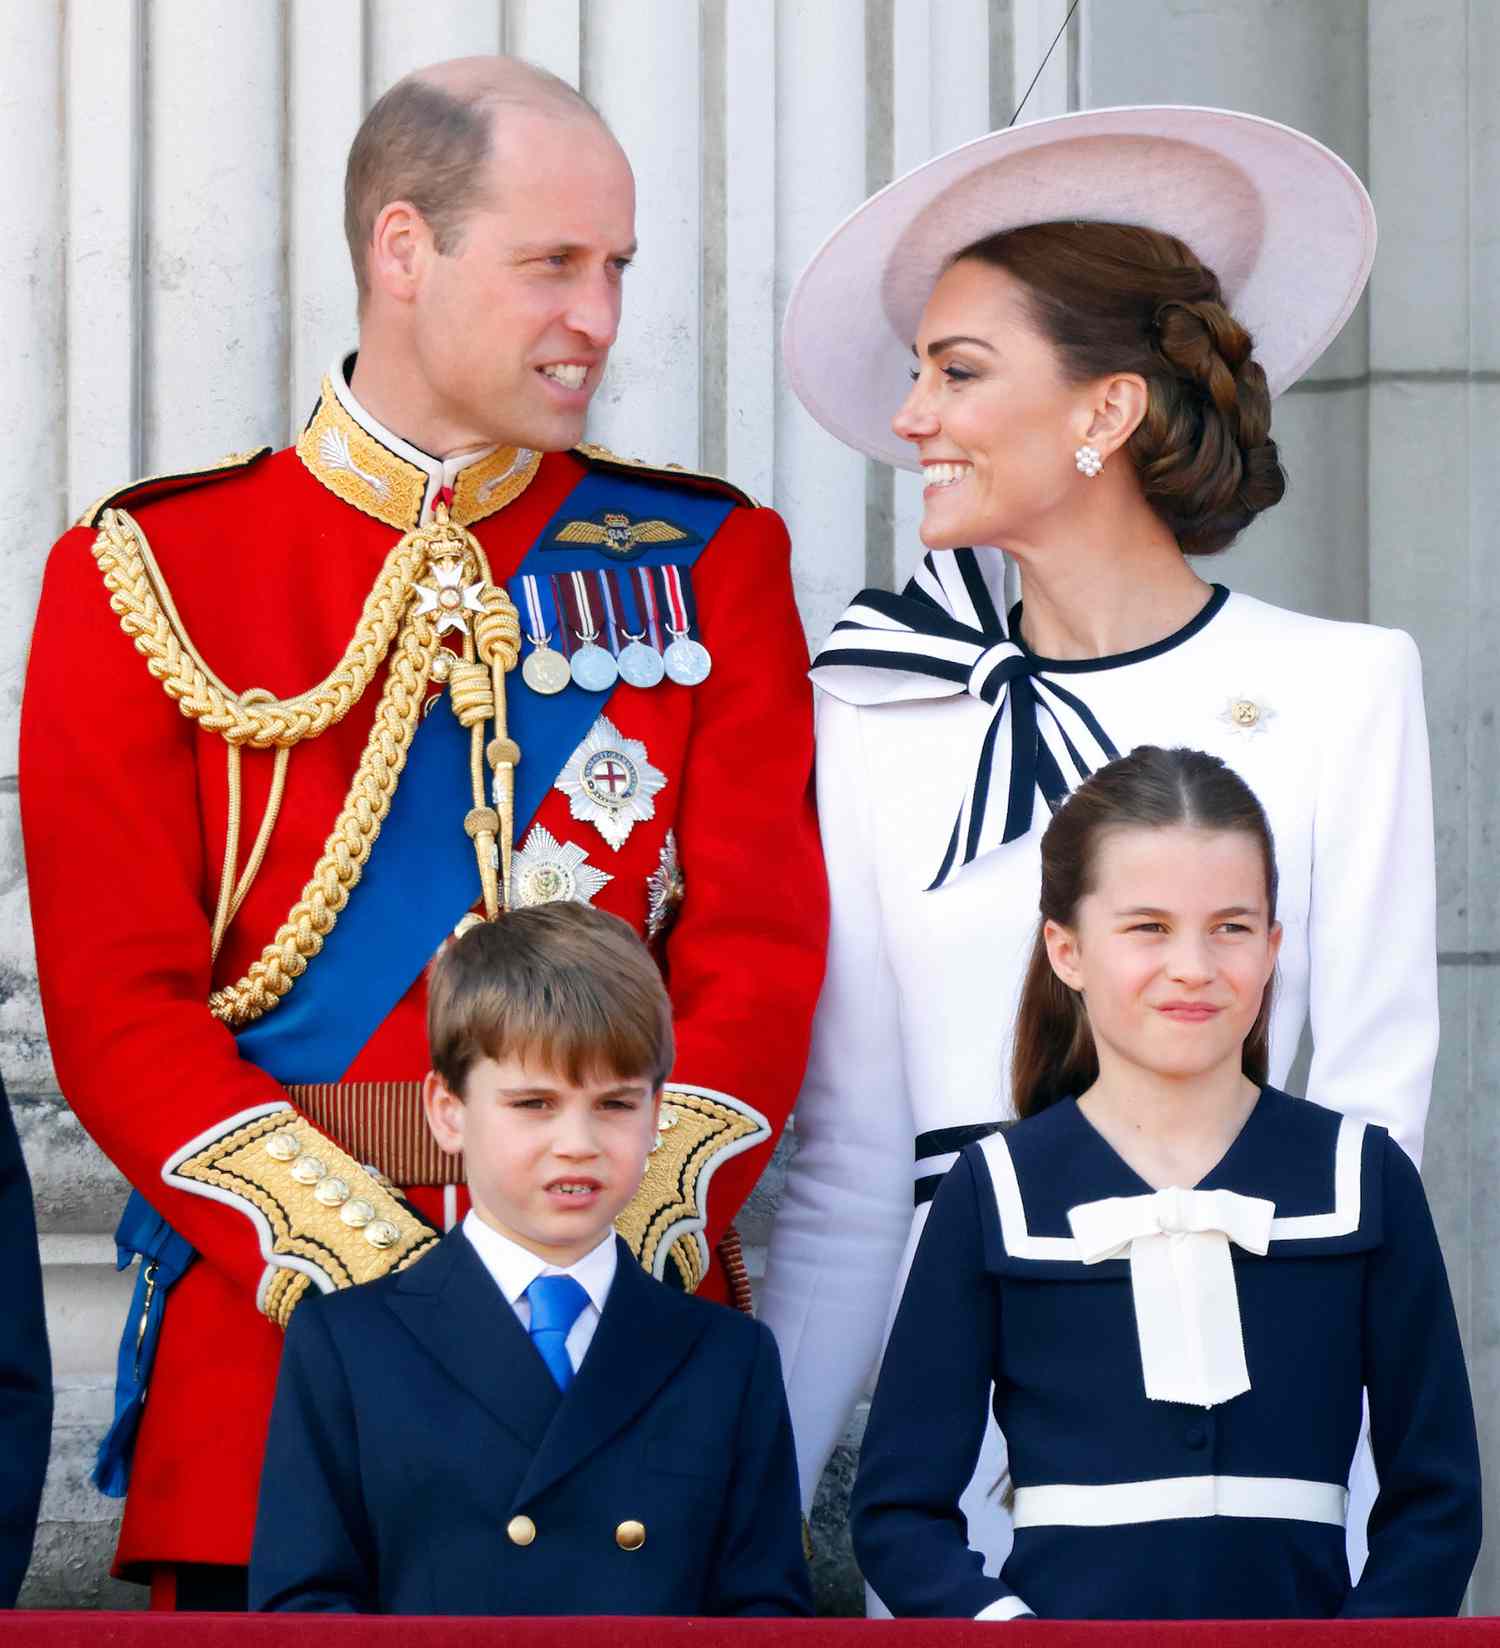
[554,715,667,851]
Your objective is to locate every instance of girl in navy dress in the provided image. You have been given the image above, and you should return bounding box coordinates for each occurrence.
[851,745,1480,1621]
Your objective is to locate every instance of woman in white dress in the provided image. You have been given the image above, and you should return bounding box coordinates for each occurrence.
[759,107,1436,1594]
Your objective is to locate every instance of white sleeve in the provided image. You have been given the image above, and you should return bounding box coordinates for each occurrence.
[1304,627,1436,1166]
[759,691,916,1513]
[976,1597,1035,1621]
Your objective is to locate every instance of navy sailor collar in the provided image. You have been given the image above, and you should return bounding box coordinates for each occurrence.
[973,1087,1382,1269]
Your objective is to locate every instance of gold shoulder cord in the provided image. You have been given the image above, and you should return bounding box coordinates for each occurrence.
[91,502,521,1027]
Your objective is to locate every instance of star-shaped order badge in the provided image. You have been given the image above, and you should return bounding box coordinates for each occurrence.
[512,824,612,909]
[555,715,668,851]
[415,560,486,635]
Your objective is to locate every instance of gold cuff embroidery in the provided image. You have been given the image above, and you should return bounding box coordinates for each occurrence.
[170,1109,438,1324]
[613,1084,771,1292]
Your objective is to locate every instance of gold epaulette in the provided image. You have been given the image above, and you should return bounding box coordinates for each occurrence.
[75,447,273,530]
[574,442,758,510]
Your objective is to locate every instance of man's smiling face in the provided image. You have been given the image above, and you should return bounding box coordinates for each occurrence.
[407,106,637,453]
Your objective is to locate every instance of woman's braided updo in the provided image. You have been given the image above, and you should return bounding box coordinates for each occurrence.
[953,221,1286,554]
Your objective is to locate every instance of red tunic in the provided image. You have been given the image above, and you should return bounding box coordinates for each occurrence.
[20,429,826,1575]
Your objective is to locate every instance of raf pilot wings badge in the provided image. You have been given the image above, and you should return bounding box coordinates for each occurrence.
[550,510,699,560]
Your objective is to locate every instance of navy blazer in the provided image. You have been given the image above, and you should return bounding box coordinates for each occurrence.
[852,1088,1481,1621]
[0,1076,51,1607]
[249,1229,811,1616]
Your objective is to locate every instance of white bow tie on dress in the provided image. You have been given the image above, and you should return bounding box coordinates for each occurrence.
[1067,1186,1276,1409]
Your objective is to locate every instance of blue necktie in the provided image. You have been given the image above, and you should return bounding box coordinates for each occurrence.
[524,1274,591,1392]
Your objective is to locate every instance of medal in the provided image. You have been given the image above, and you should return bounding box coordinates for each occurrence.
[512,824,612,907]
[664,636,712,686]
[519,575,569,696]
[414,559,486,636]
[618,636,666,688]
[612,567,665,687]
[523,647,571,695]
[599,569,665,688]
[659,565,713,685]
[570,642,618,692]
[555,715,668,851]
[564,570,619,692]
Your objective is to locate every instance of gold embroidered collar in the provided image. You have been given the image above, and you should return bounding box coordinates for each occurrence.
[296,362,543,530]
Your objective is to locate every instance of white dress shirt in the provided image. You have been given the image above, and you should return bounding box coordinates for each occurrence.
[462,1212,618,1375]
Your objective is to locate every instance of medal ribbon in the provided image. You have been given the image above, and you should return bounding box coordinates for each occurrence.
[611,568,647,641]
[594,570,625,656]
[570,569,602,644]
[636,566,667,649]
[660,563,695,637]
[521,574,554,646]
[550,574,581,660]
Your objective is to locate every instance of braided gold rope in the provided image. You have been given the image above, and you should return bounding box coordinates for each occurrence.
[89,505,479,1027]
[92,507,429,748]
[206,612,442,1025]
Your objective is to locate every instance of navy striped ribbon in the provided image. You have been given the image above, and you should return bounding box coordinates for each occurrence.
[811,549,1120,889]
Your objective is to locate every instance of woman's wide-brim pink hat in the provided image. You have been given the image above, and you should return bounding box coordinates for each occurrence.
[782,105,1376,473]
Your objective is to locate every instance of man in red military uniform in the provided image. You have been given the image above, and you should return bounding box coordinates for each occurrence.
[20,57,825,1607]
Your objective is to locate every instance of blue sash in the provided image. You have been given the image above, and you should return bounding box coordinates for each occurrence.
[97,467,734,1492]
[236,468,731,1082]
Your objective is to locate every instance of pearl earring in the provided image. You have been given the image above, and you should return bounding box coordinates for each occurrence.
[1074,444,1103,478]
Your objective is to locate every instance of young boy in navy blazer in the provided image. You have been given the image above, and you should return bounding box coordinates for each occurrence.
[249,904,811,1616]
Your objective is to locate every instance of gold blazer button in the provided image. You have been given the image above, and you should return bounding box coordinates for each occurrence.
[615,1520,646,1551]
[507,1515,537,1547]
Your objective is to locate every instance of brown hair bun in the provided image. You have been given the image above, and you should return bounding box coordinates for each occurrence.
[954,222,1287,555]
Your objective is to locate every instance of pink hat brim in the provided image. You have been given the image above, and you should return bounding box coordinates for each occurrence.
[782,105,1376,472]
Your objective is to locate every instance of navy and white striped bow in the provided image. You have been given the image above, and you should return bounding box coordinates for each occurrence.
[811,548,1118,890]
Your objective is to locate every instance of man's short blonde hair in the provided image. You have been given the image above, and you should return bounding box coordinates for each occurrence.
[343,58,602,303]
[427,904,674,1098]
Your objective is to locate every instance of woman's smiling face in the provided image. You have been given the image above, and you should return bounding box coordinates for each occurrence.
[892,257,1098,552]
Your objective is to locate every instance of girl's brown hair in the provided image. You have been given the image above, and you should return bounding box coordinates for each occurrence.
[1010,746,1278,1119]
[953,221,1286,555]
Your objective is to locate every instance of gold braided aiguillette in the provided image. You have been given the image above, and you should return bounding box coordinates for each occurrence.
[91,505,476,1027]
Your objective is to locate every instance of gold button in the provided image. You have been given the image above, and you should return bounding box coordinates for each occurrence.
[314,1176,350,1207]
[615,1519,646,1551]
[362,1218,400,1250]
[289,1154,325,1185]
[1231,699,1260,727]
[264,1131,300,1162]
[340,1199,375,1228]
[507,1515,536,1547]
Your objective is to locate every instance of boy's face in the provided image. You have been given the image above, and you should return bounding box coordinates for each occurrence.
[423,1053,659,1266]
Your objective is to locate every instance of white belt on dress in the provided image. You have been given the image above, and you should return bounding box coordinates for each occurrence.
[1013,1475,1348,1530]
